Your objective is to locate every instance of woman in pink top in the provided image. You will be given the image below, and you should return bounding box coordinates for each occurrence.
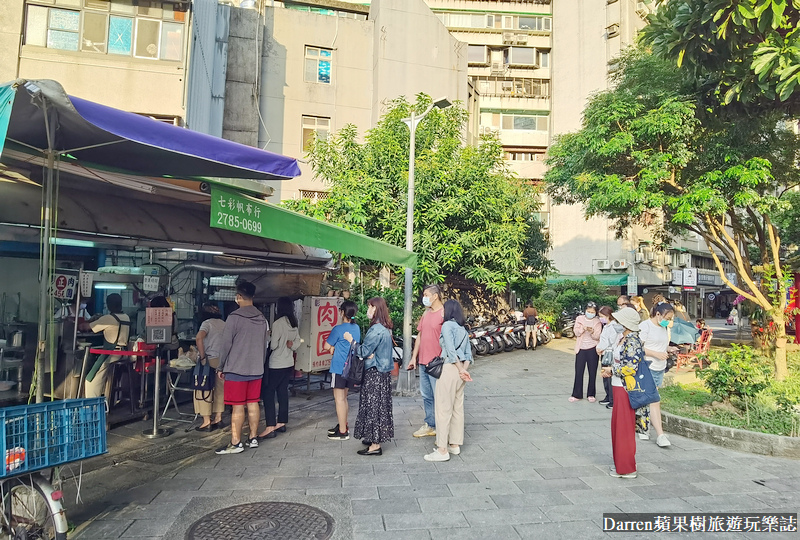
[569,301,603,402]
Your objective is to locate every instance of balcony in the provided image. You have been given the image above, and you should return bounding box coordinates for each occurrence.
[479,95,550,111]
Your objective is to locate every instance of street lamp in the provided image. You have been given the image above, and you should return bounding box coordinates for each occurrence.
[397,97,452,395]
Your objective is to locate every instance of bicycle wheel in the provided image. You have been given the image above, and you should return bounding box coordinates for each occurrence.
[1,476,63,540]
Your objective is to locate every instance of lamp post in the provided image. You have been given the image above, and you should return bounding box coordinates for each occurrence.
[397,97,451,395]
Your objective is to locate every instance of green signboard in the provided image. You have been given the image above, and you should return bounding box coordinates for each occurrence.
[210,186,417,268]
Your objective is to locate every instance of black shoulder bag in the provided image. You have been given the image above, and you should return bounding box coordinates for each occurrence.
[425,331,467,380]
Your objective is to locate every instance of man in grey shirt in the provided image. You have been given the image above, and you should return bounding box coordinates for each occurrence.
[216,281,270,454]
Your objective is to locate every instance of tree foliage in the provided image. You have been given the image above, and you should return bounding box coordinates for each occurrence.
[545,46,800,379]
[643,0,800,112]
[286,95,549,293]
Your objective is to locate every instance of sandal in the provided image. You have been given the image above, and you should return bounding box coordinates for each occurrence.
[568,397,581,402]
[587,397,596,403]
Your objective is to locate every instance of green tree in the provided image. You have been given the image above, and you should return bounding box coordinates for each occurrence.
[643,0,800,112]
[545,47,800,380]
[286,94,548,294]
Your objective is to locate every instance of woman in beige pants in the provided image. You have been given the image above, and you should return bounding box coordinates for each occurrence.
[424,300,473,462]
[194,304,226,431]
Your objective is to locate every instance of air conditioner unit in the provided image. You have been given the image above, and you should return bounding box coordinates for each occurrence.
[642,248,656,262]
[613,259,628,270]
[480,126,499,135]
[635,253,645,263]
[597,260,612,270]
[606,23,620,38]
[491,62,506,74]
[501,81,514,92]
[636,1,651,17]
[503,32,514,44]
[514,34,528,45]
[678,253,692,267]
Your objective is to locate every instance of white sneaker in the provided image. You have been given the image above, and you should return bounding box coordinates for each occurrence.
[637,432,650,440]
[424,449,450,462]
[656,434,671,447]
[245,437,259,449]
[447,445,461,455]
[609,467,637,478]
[413,423,436,438]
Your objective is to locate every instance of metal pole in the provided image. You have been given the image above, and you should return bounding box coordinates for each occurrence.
[143,348,172,438]
[399,110,417,396]
[35,122,55,404]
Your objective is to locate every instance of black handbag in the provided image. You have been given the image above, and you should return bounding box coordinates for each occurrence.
[343,341,365,383]
[191,357,216,401]
[425,332,467,379]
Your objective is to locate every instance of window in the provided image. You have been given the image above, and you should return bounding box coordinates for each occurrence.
[474,77,550,98]
[23,0,185,60]
[467,44,488,64]
[302,116,330,151]
[486,113,548,132]
[305,46,332,84]
[47,8,80,50]
[506,46,536,66]
[537,49,550,68]
[518,16,551,31]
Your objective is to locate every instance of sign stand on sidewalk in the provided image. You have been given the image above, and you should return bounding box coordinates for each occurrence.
[142,307,173,439]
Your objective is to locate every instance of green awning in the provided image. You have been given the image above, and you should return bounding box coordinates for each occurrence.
[546,274,628,286]
[211,185,417,268]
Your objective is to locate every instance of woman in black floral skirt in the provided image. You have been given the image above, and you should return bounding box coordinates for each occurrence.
[343,297,394,456]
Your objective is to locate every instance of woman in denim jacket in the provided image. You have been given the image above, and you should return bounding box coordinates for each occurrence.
[344,297,394,456]
[425,300,473,462]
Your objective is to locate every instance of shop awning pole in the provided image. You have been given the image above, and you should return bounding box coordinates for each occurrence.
[35,102,55,403]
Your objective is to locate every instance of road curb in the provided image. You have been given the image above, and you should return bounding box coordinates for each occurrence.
[662,411,800,459]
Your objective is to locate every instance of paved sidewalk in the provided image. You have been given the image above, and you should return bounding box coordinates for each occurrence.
[71,338,800,539]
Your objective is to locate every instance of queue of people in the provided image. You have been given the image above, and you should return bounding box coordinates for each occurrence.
[184,282,474,461]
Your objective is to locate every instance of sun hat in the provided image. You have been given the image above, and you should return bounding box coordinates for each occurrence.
[613,307,640,332]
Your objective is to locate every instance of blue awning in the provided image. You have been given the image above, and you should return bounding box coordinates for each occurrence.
[0,79,300,181]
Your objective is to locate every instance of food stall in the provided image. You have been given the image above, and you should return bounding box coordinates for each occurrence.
[0,78,417,440]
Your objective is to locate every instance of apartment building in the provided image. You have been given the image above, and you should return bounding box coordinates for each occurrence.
[0,0,192,121]
[187,0,469,201]
[425,0,552,185]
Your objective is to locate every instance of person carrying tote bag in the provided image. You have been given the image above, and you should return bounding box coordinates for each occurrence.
[600,307,645,479]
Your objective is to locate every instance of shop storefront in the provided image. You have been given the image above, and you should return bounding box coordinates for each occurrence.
[0,79,416,415]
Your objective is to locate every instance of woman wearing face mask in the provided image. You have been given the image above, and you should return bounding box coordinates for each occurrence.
[569,301,603,402]
[595,306,619,408]
[637,302,677,447]
[343,297,394,456]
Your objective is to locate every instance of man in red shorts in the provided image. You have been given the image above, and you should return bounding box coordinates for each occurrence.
[216,281,270,454]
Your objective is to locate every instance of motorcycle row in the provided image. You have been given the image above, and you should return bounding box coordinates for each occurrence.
[467,315,555,357]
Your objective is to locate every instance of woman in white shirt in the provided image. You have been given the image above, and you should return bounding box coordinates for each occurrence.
[638,302,677,448]
[194,303,226,431]
[258,297,300,439]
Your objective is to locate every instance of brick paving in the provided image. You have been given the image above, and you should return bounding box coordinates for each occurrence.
[70,338,800,539]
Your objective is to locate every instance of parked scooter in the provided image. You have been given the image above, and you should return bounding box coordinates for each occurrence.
[536,320,555,345]
[559,310,576,338]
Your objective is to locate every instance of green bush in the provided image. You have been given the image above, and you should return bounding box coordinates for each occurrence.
[351,283,423,336]
[660,383,797,436]
[548,276,618,314]
[697,344,772,401]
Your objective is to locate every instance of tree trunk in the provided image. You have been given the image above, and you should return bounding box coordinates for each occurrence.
[771,310,788,381]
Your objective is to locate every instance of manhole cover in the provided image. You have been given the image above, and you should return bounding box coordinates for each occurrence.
[186,502,334,540]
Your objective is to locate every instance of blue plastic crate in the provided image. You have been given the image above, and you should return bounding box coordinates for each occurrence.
[0,398,107,479]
